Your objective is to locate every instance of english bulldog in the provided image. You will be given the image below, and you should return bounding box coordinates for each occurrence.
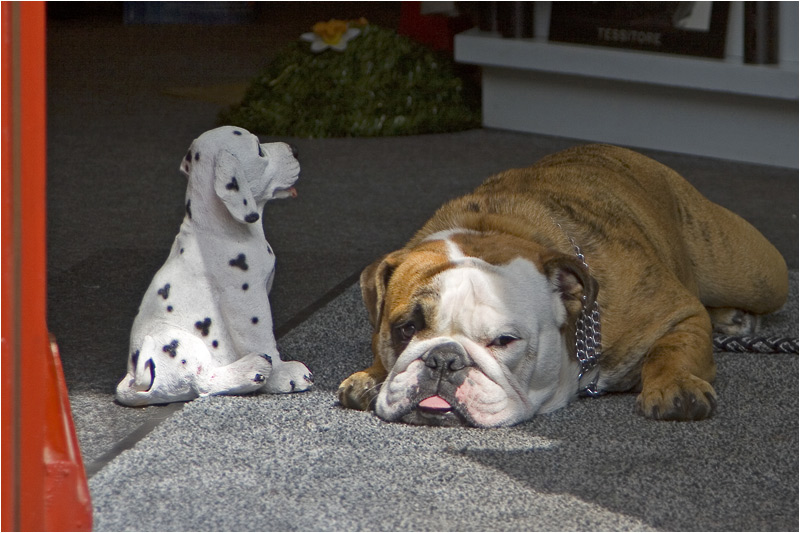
[338,144,788,427]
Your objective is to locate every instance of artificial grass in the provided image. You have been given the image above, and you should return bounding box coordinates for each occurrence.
[218,24,481,138]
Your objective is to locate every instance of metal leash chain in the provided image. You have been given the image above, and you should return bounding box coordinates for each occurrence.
[560,229,604,397]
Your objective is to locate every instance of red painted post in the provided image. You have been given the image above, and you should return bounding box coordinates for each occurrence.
[1,2,92,530]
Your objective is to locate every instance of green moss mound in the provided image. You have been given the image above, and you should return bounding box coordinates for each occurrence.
[218,25,481,138]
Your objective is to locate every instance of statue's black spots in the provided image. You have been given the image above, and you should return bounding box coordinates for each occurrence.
[157,283,171,300]
[244,213,260,223]
[131,349,140,368]
[212,340,219,348]
[195,317,212,336]
[186,199,192,219]
[229,254,248,270]
[185,150,192,162]
[233,130,242,136]
[194,152,200,161]
[242,283,249,291]
[162,340,179,358]
[226,177,240,191]
[167,306,173,313]
[260,353,272,364]
[251,317,259,324]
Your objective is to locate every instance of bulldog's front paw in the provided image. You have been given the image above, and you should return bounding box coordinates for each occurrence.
[264,359,313,394]
[636,374,717,421]
[338,371,382,411]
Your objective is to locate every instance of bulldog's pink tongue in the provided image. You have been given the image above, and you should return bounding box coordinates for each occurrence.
[418,395,452,411]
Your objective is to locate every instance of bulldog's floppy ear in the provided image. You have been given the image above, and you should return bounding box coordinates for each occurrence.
[214,150,261,224]
[543,253,599,317]
[360,251,407,329]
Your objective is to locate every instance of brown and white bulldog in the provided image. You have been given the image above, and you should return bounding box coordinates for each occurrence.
[338,144,788,427]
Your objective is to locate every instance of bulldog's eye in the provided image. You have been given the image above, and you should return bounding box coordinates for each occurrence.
[392,319,422,346]
[489,335,520,348]
[398,323,417,341]
[392,305,425,347]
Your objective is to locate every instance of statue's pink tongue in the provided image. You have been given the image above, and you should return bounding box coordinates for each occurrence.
[418,396,452,410]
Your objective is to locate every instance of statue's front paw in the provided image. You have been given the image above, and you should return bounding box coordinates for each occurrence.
[263,359,313,394]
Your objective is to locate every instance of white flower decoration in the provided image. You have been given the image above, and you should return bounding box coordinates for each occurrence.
[301,19,362,53]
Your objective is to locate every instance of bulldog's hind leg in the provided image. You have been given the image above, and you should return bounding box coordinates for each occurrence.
[636,299,718,421]
[707,307,760,336]
[338,359,388,411]
[672,171,789,315]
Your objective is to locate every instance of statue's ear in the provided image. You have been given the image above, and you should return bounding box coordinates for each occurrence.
[180,148,192,178]
[213,150,260,224]
[360,250,408,330]
[543,252,598,318]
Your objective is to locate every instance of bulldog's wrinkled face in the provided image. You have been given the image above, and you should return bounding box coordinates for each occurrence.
[370,231,590,427]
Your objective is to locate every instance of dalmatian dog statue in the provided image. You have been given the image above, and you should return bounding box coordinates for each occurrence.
[116,126,313,406]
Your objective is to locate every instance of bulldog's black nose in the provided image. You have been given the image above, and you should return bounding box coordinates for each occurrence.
[422,344,471,373]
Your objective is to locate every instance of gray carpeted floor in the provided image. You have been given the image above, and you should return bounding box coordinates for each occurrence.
[46,4,798,531]
[90,279,798,531]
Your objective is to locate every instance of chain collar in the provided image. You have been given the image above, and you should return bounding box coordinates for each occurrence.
[575,289,603,397]
[557,225,605,397]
